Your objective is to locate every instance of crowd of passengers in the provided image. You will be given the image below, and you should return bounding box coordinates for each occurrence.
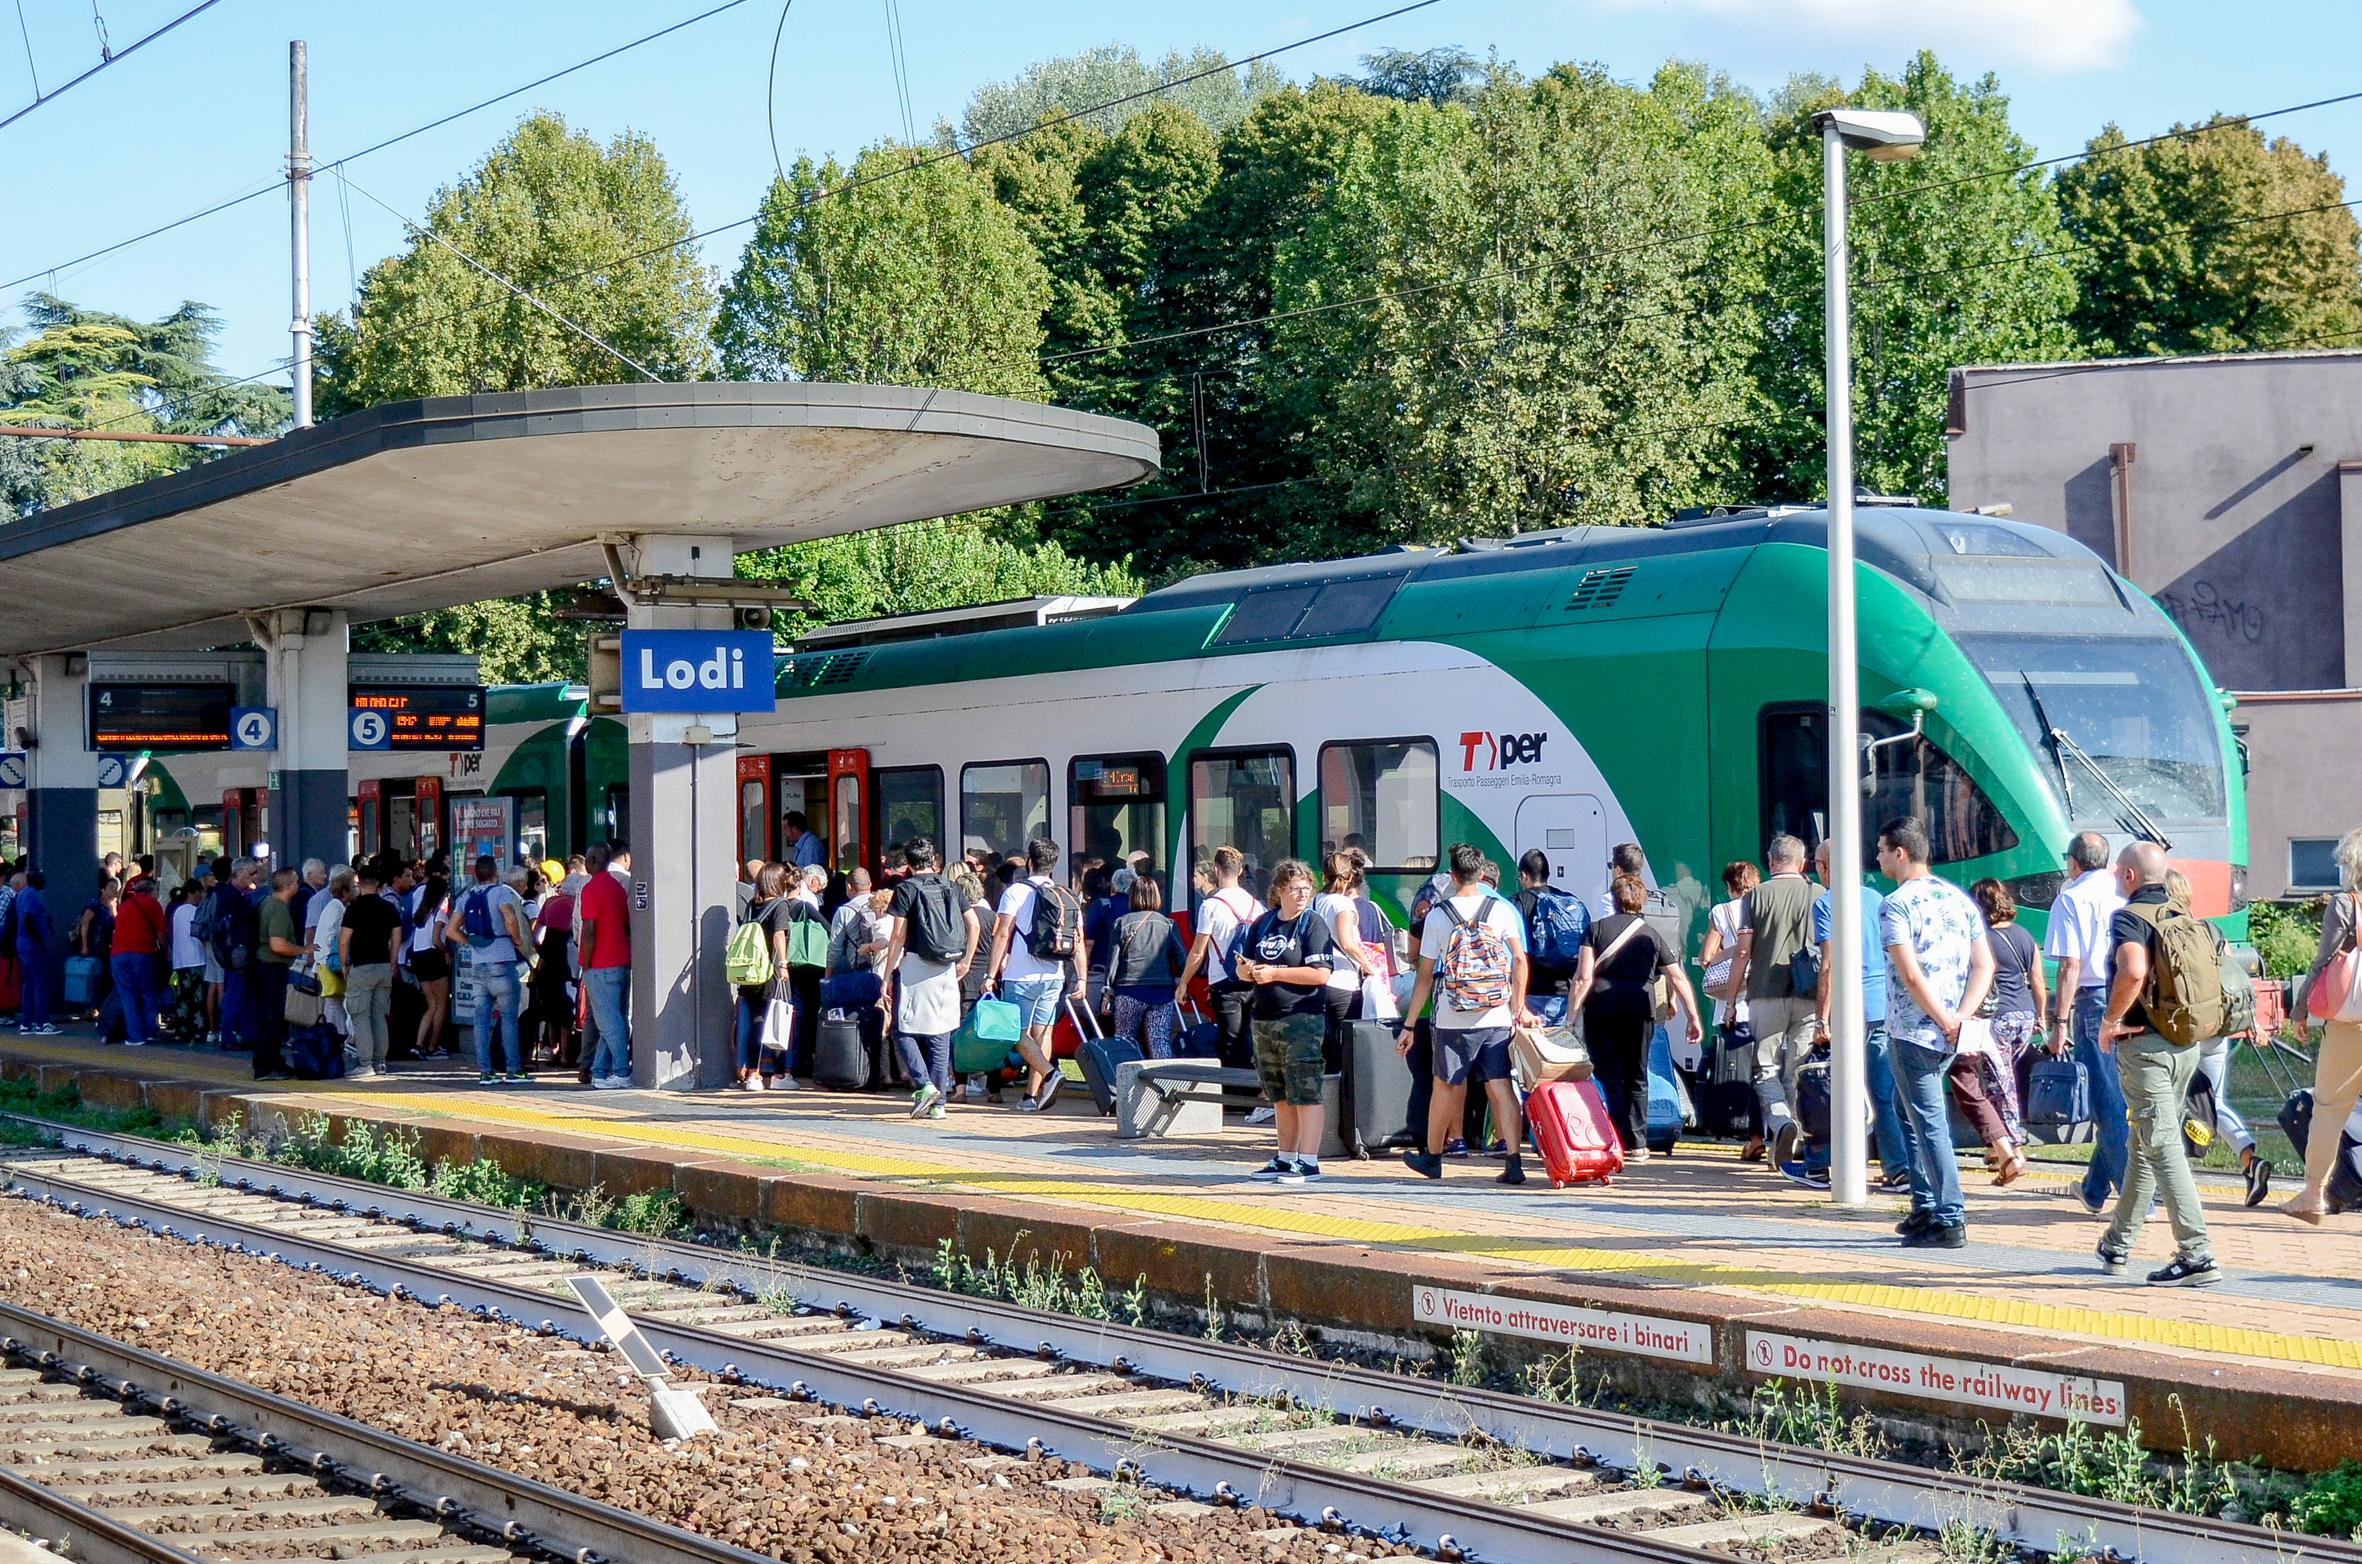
[4,812,2356,1279]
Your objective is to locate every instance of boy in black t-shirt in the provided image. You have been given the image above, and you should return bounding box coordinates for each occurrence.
[1235,859,1336,1185]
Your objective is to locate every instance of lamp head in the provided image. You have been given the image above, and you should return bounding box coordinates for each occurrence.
[1814,107,1926,161]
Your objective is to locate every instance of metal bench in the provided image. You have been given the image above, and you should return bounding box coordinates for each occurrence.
[1114,1059,1343,1157]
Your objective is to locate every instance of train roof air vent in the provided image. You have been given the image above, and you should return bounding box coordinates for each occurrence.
[796,650,871,688]
[1565,566,1635,611]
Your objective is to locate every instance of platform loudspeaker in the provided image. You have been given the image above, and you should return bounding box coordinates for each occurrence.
[734,605,773,633]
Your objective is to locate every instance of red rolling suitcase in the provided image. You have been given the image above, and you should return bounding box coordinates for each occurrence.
[1527,1078,1625,1188]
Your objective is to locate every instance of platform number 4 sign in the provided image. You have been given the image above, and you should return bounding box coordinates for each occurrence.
[229,706,278,752]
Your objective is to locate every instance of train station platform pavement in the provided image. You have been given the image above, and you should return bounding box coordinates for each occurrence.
[3,1029,2359,1472]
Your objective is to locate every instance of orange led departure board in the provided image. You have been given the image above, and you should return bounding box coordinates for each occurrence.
[348,685,485,751]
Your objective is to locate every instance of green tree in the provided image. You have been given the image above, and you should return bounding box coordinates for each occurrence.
[1,294,285,515]
[314,111,714,411]
[2057,116,2362,357]
[319,112,715,682]
[739,519,1142,633]
[1350,46,1482,106]
[1266,64,1768,548]
[1039,81,1408,576]
[1742,55,2078,505]
[963,45,1281,145]
[715,142,1052,396]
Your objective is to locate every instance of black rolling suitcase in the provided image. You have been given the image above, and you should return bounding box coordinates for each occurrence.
[1069,995,1139,1116]
[1700,1020,1758,1138]
[2277,1074,2362,1216]
[1344,1018,1417,1157]
[813,1009,872,1091]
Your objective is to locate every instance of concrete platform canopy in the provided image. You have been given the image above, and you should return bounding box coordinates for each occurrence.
[0,382,1161,656]
[0,381,1159,1087]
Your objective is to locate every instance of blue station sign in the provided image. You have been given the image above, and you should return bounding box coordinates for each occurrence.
[618,630,777,714]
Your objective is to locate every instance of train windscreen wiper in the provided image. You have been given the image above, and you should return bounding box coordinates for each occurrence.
[2021,676,2078,817]
[2043,712,2174,851]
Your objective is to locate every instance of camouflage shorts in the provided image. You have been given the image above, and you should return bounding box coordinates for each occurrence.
[1252,1012,1327,1107]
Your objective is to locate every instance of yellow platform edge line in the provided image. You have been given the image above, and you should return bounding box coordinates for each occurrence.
[11,1043,2360,1372]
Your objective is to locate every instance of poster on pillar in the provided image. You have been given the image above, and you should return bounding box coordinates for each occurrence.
[618,631,776,713]
[444,795,515,1028]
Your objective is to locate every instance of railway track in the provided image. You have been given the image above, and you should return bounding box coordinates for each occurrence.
[3,1117,2355,1564]
[0,1294,783,1564]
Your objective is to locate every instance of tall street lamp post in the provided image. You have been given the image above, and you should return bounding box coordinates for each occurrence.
[1814,107,1924,1209]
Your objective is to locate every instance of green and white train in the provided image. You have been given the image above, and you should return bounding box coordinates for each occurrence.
[734,504,2247,957]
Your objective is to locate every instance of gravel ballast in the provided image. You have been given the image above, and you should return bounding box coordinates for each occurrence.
[0,1192,1388,1563]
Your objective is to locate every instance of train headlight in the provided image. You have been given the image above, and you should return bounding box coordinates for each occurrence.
[2002,870,2065,910]
[2231,864,2249,911]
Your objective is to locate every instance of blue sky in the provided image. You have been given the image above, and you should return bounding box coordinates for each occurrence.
[5,0,2358,382]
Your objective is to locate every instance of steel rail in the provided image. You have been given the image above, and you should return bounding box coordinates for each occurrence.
[0,1462,210,1563]
[12,1117,2361,1564]
[0,1295,779,1564]
[0,1148,1717,1564]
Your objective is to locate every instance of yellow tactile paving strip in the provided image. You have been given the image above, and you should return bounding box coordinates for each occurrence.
[13,1039,2362,1373]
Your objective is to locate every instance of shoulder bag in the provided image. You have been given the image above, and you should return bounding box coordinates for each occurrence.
[2306,892,2362,1024]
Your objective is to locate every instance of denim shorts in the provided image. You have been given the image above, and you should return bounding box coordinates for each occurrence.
[1433,1025,1514,1087]
[1001,974,1065,1028]
[1252,1012,1327,1106]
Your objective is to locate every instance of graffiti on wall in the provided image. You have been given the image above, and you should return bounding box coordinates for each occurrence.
[2157,579,2266,644]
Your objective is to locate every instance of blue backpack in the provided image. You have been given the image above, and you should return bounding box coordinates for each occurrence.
[460,887,498,947]
[1528,886,1588,969]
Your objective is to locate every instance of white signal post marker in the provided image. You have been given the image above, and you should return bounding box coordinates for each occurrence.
[567,1274,717,1440]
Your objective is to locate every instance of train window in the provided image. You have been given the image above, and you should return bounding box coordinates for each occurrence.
[1212,583,1321,646]
[874,767,945,866]
[1189,748,1294,901]
[961,760,1048,867]
[739,777,767,865]
[1319,739,1439,871]
[1071,755,1167,893]
[515,791,549,866]
[1958,634,2226,825]
[1759,707,2020,866]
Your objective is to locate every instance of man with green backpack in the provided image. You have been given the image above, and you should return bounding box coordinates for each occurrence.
[2096,841,2223,1287]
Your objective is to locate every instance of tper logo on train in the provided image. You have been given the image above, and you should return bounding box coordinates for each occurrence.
[1459,730,1548,770]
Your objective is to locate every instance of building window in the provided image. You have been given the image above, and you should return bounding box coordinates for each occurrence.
[961,760,1048,868]
[1318,739,1439,871]
[1071,754,1167,894]
[874,766,944,866]
[2289,838,2342,893]
[1189,748,1294,901]
[515,790,549,866]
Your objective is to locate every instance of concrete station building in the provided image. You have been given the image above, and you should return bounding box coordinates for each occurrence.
[1947,347,2362,901]
[0,382,1158,1086]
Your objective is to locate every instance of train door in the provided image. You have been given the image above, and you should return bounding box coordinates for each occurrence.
[769,751,828,866]
[356,780,383,861]
[1513,794,1608,909]
[736,755,773,864]
[828,748,870,877]
[220,788,267,860]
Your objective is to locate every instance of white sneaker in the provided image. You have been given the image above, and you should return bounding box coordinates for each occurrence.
[1247,1105,1276,1126]
[769,1074,801,1091]
[592,1076,629,1090]
[739,1075,762,1092]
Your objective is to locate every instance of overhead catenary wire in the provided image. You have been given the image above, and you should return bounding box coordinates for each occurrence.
[3,0,758,295]
[0,0,218,134]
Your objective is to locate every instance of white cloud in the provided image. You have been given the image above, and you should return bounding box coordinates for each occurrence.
[1595,0,2143,73]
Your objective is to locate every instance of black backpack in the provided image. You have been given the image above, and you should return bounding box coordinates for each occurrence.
[1024,879,1082,961]
[907,878,968,965]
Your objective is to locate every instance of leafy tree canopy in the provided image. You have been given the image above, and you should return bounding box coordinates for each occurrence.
[1349,46,1482,106]
[2057,115,2362,357]
[739,519,1143,634]
[1,295,284,515]
[962,45,1281,146]
[716,142,1052,396]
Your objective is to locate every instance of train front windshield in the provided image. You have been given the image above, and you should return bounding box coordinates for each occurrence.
[1958,633,2227,827]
